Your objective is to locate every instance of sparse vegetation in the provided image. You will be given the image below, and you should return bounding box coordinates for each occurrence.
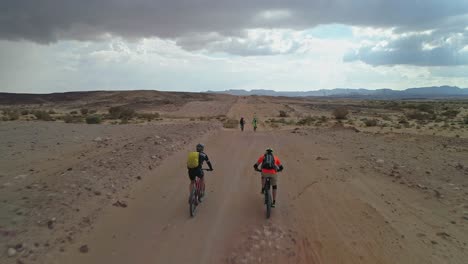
[33,110,53,121]
[85,115,102,124]
[332,107,349,120]
[137,112,160,121]
[63,114,83,123]
[80,108,89,115]
[441,109,460,118]
[279,110,288,117]
[364,119,378,127]
[21,109,30,115]
[405,111,435,121]
[109,106,135,120]
[296,116,315,126]
[223,118,239,128]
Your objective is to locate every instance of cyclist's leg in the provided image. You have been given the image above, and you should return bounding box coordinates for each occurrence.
[188,170,196,197]
[271,174,278,203]
[261,173,266,193]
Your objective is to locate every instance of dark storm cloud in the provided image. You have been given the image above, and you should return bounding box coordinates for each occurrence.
[1,0,468,43]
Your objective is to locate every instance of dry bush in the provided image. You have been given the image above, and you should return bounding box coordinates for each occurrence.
[63,115,83,123]
[405,111,435,121]
[441,109,460,118]
[296,116,315,126]
[109,106,135,119]
[279,110,288,117]
[364,119,378,127]
[21,109,30,115]
[223,119,239,128]
[70,110,78,115]
[332,107,349,120]
[86,115,102,124]
[33,110,53,121]
[3,109,20,120]
[137,112,160,121]
[80,108,89,115]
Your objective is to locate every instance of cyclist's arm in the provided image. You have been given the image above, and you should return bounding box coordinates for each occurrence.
[203,154,213,171]
[275,157,284,172]
[253,156,263,171]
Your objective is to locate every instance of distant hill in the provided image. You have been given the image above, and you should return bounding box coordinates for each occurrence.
[208,86,468,99]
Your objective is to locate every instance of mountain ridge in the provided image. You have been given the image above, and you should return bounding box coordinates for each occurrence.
[208,86,468,98]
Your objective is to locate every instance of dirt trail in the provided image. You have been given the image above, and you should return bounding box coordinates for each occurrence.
[49,128,467,264]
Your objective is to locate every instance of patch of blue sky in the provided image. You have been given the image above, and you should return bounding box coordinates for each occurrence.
[305,24,353,39]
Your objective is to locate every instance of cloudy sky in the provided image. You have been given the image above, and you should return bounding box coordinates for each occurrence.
[1,0,468,93]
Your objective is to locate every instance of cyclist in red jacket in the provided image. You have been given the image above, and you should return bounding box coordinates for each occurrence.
[253,148,284,207]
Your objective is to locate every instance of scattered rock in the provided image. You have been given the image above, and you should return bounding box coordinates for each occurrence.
[316,156,328,161]
[151,155,157,159]
[93,137,102,142]
[136,176,142,180]
[416,184,428,190]
[112,200,128,208]
[79,245,89,253]
[436,232,450,239]
[67,167,72,171]
[94,191,101,196]
[7,247,17,257]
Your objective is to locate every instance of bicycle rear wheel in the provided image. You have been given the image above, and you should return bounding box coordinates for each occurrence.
[264,179,272,219]
[189,189,197,217]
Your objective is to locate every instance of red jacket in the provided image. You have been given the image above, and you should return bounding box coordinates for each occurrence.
[256,155,282,174]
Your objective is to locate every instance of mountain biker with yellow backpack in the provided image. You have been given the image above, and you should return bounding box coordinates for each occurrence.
[187,143,213,203]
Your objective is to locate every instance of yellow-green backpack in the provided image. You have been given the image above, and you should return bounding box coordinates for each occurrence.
[187,152,199,169]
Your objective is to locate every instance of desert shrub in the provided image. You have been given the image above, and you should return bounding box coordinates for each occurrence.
[296,116,315,126]
[8,111,20,120]
[332,107,349,120]
[223,119,239,128]
[199,116,209,121]
[464,116,468,125]
[364,119,378,127]
[48,109,56,114]
[21,109,29,115]
[270,123,279,128]
[381,115,391,121]
[279,110,288,117]
[70,110,78,115]
[405,103,434,113]
[320,116,328,122]
[137,112,160,121]
[64,114,83,123]
[89,109,97,114]
[405,111,435,121]
[80,108,89,115]
[33,110,53,121]
[109,106,135,119]
[85,115,101,124]
[441,109,460,118]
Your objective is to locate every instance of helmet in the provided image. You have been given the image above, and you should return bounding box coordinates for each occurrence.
[196,143,205,152]
[266,148,273,153]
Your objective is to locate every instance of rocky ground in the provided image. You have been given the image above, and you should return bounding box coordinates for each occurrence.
[0,93,467,263]
[0,121,219,263]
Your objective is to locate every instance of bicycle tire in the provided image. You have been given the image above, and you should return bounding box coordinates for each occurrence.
[264,178,271,219]
[189,188,197,217]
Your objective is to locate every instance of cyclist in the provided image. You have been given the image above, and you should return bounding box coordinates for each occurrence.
[252,116,258,132]
[253,148,283,208]
[240,117,245,131]
[188,143,213,202]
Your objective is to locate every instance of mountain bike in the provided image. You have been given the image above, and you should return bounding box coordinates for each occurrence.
[189,169,210,217]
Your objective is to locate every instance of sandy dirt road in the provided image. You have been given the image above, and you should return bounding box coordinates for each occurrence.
[49,127,467,264]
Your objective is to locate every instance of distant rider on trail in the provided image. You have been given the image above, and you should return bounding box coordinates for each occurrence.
[252,116,258,132]
[240,117,246,131]
[253,148,283,208]
[187,144,213,202]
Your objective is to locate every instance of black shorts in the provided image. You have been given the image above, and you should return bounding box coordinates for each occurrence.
[188,168,204,181]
